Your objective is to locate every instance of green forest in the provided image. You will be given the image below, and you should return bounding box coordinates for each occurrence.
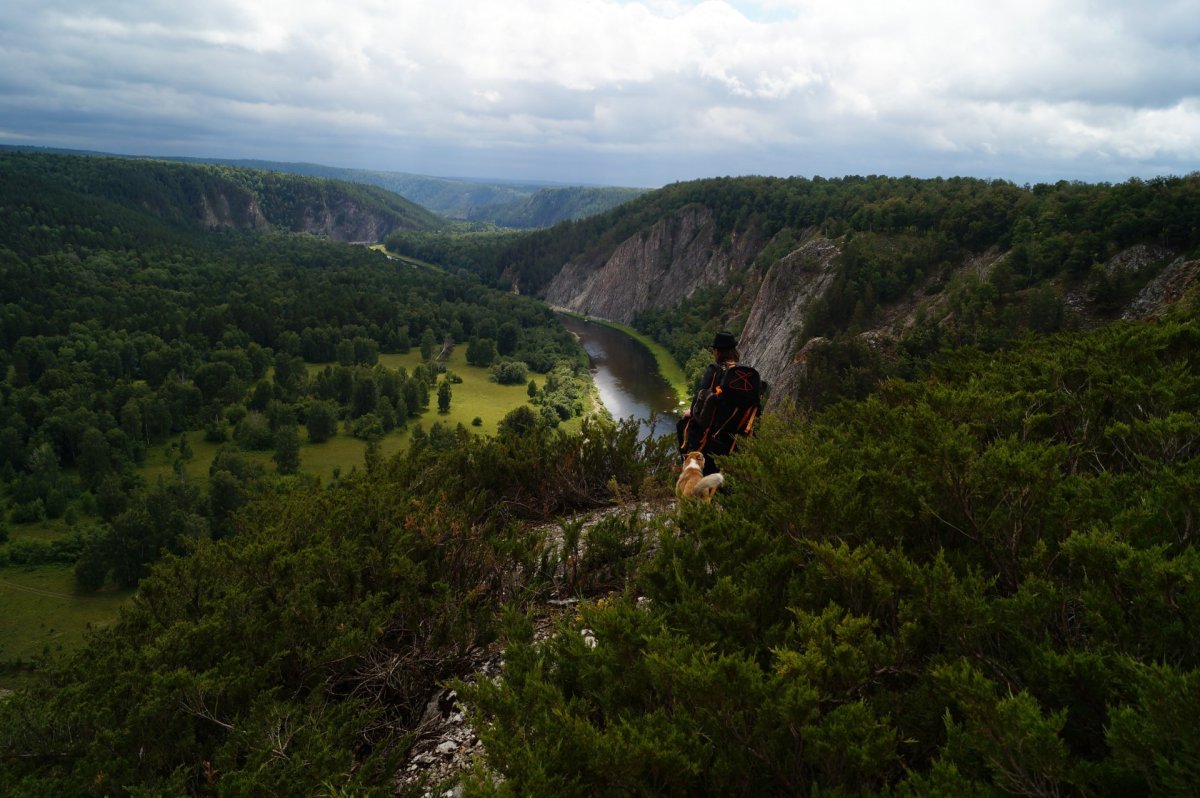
[2,153,1200,795]
[0,153,590,635]
[0,149,443,237]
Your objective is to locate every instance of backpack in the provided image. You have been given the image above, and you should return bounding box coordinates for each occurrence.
[693,363,762,437]
[715,363,762,434]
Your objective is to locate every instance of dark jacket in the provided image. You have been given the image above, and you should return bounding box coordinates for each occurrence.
[677,362,761,471]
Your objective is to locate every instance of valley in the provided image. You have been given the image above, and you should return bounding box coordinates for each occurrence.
[2,152,1199,796]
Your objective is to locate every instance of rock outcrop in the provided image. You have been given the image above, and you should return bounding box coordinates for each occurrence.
[294,195,405,242]
[1123,256,1200,320]
[543,205,761,325]
[194,189,270,231]
[738,235,840,406]
[543,200,1197,413]
[543,211,844,407]
[187,187,405,241]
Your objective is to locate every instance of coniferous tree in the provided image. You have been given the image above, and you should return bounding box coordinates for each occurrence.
[437,380,452,413]
[272,425,300,475]
[421,328,437,361]
[304,400,338,443]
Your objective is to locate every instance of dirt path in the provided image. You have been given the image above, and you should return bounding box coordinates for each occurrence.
[0,578,74,600]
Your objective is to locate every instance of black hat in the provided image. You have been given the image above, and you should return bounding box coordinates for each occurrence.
[711,331,738,349]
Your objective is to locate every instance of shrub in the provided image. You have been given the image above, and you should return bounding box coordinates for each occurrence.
[350,413,384,441]
[489,359,529,385]
[233,411,273,450]
[461,319,1200,796]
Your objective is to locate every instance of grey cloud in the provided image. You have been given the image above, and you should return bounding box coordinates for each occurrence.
[0,0,1196,187]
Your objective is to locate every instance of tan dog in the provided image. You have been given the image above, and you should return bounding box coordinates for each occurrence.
[676,451,724,501]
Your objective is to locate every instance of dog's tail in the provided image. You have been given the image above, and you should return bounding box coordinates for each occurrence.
[687,472,724,500]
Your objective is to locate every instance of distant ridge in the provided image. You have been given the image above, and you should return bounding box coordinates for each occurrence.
[0,148,442,242]
[0,144,648,228]
[167,156,649,228]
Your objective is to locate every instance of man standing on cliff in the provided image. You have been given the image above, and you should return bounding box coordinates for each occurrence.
[677,331,763,476]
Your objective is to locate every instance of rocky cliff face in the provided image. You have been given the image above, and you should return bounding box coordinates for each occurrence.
[195,190,270,231]
[543,205,762,324]
[543,207,840,405]
[172,179,419,242]
[1123,255,1200,320]
[175,185,402,242]
[543,204,1200,412]
[737,235,841,406]
[295,196,403,243]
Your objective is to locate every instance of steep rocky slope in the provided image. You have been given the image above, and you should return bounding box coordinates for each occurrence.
[540,205,843,404]
[542,204,1199,410]
[737,235,841,404]
[543,204,763,324]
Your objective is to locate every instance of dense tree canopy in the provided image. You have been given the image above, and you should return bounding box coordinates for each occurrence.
[0,155,582,589]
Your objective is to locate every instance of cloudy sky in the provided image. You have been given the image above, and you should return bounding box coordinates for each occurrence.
[1,0,1197,187]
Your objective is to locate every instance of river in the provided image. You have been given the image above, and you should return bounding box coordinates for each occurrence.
[557,314,682,440]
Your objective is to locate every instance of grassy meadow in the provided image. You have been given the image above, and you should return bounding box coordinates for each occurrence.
[136,345,535,486]
[0,565,133,689]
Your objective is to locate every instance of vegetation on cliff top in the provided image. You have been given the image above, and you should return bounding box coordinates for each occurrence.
[387,173,1200,299]
[4,315,1199,795]
[466,315,1200,796]
[95,151,648,229]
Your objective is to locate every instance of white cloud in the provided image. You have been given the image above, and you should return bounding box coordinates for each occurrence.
[0,0,1196,185]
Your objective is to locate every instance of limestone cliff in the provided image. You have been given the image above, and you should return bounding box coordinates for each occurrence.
[187,186,406,241]
[194,189,270,231]
[542,206,840,404]
[737,235,840,406]
[1123,256,1200,320]
[294,195,406,242]
[543,205,762,325]
[541,199,1197,413]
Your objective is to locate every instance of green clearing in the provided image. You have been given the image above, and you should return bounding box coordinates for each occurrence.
[5,517,72,546]
[379,346,534,438]
[0,564,133,688]
[134,346,536,486]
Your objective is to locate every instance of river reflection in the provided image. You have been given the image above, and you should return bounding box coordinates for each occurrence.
[558,314,680,439]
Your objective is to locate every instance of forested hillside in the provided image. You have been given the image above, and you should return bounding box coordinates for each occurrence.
[4,313,1199,795]
[464,185,647,228]
[2,160,1200,796]
[0,153,589,603]
[409,174,1199,297]
[1,150,442,240]
[137,153,647,228]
